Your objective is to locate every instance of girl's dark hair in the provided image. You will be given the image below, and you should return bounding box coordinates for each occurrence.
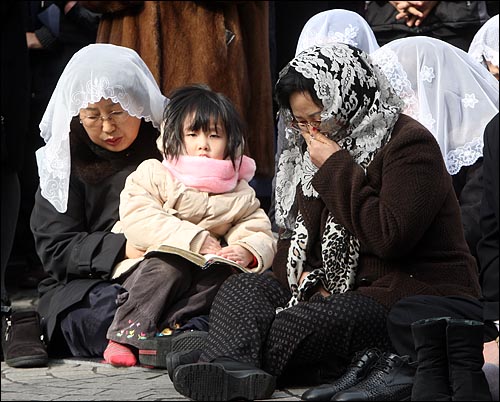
[162,84,246,166]
[275,66,322,112]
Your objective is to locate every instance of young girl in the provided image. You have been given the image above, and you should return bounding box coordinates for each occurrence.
[103,84,276,367]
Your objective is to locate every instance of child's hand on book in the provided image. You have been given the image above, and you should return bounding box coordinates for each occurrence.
[199,236,222,254]
[216,245,253,267]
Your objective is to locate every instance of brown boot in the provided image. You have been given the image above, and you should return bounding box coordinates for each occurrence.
[3,310,48,368]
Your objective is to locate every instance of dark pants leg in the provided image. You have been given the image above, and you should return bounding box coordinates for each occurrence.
[387,295,491,362]
[201,273,391,383]
[59,282,124,357]
[107,256,233,349]
[1,167,20,311]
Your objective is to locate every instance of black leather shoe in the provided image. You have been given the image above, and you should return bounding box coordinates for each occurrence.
[166,348,202,381]
[302,348,382,401]
[331,352,416,401]
[173,357,276,401]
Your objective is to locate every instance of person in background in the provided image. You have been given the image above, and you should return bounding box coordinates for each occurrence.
[364,1,491,51]
[1,1,48,368]
[102,84,276,367]
[371,36,499,261]
[468,14,499,80]
[168,43,482,402]
[385,114,499,401]
[29,44,166,359]
[269,8,380,232]
[8,1,100,290]
[476,113,499,401]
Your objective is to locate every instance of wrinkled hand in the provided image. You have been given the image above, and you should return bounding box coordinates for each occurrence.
[301,129,341,168]
[125,240,145,259]
[216,245,254,267]
[199,236,222,255]
[299,271,330,297]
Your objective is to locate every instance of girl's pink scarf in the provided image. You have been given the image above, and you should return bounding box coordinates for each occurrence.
[162,155,256,194]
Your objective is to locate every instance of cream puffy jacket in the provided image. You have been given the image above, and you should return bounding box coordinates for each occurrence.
[117,159,276,273]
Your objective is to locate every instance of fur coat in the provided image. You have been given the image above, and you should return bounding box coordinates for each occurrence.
[81,1,275,178]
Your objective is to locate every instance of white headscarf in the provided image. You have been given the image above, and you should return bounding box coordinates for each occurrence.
[468,15,499,70]
[295,9,380,56]
[371,36,499,175]
[36,43,167,213]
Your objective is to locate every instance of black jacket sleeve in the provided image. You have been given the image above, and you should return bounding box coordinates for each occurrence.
[477,113,499,323]
[30,183,127,284]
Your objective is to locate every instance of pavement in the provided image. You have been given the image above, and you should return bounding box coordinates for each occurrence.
[1,284,308,401]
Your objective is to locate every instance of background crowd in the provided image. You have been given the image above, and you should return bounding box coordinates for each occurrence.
[1,1,498,401]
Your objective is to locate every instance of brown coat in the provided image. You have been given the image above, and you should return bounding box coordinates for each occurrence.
[272,114,481,310]
[81,1,275,178]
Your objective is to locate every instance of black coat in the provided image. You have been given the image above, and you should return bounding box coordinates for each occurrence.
[477,113,499,323]
[31,120,161,342]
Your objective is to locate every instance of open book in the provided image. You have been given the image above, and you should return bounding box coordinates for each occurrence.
[111,244,253,279]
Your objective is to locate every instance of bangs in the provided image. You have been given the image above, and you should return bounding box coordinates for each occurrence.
[186,99,223,133]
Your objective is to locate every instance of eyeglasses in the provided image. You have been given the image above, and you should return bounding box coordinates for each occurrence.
[80,110,129,128]
[288,120,322,133]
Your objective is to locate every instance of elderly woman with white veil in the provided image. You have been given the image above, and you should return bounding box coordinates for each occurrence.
[30,44,167,358]
[168,43,482,402]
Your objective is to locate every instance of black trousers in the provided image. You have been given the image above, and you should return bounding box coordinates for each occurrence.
[387,294,497,362]
[200,272,391,385]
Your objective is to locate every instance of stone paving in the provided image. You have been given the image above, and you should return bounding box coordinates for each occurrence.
[1,287,308,401]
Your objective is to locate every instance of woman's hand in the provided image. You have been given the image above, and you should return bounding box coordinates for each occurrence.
[216,245,254,267]
[302,129,341,168]
[125,240,145,259]
[199,236,222,255]
[299,271,330,297]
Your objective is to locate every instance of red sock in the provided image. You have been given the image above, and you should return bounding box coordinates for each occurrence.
[103,340,137,367]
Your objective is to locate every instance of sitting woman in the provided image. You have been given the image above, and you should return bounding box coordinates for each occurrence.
[30,43,167,358]
[168,43,482,401]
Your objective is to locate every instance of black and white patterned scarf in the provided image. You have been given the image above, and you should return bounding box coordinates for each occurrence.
[275,44,403,310]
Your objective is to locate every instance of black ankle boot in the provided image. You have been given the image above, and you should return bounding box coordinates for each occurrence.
[447,319,492,401]
[302,348,382,401]
[172,357,276,401]
[3,310,48,368]
[411,317,452,401]
[331,352,416,401]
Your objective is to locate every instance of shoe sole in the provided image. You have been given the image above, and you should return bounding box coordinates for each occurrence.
[173,362,276,401]
[6,354,48,368]
[138,331,207,368]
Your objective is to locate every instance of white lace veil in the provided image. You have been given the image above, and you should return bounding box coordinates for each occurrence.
[295,9,380,56]
[36,43,167,213]
[371,36,499,175]
[468,15,499,70]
